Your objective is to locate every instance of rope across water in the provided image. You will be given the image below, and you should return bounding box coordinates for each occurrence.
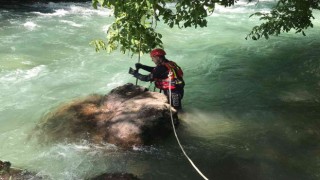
[134,46,208,179]
[168,75,209,180]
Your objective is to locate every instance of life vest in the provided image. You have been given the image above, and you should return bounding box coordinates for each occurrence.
[153,61,184,90]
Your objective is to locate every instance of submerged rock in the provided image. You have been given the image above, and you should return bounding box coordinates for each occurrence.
[0,160,43,180]
[90,172,140,180]
[34,83,178,148]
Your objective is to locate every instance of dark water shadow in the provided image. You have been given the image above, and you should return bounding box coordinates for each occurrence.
[179,37,320,180]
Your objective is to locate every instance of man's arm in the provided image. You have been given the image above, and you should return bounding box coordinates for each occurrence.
[129,65,167,82]
[134,72,153,81]
[152,65,168,79]
[136,63,154,72]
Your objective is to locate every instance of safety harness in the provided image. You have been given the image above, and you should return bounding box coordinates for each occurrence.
[153,61,184,90]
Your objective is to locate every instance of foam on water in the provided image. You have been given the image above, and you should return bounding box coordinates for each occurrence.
[212,0,275,15]
[23,140,126,179]
[21,61,32,65]
[0,65,47,83]
[105,72,129,89]
[23,21,39,30]
[60,20,83,27]
[102,24,110,33]
[31,2,112,17]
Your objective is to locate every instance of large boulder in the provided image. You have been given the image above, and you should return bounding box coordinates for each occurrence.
[34,83,178,148]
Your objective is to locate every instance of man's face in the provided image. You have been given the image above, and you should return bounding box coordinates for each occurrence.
[151,56,161,65]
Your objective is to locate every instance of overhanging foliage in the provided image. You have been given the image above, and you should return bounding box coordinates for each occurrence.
[91,0,320,55]
[91,0,239,55]
[246,0,320,40]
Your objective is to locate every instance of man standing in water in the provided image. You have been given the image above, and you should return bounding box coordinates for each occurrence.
[129,48,185,110]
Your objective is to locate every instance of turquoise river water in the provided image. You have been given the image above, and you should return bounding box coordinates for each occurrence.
[1,1,320,180]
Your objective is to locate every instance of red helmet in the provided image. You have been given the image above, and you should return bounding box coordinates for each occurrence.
[150,48,166,57]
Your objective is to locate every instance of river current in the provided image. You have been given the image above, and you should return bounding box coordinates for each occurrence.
[1,1,320,180]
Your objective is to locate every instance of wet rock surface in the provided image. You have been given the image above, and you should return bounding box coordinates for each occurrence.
[0,160,44,180]
[34,83,178,148]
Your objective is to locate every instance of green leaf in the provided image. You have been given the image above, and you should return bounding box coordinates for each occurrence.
[97,0,105,7]
[140,15,147,26]
[92,0,98,9]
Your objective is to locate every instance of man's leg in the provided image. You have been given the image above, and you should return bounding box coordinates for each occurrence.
[170,90,182,110]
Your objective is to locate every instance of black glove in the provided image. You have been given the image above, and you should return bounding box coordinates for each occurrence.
[135,63,143,70]
[128,67,137,75]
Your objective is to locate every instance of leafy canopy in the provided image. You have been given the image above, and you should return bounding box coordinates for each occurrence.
[91,0,238,55]
[246,0,320,40]
[91,0,320,55]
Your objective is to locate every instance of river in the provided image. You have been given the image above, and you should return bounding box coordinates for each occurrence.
[1,1,320,180]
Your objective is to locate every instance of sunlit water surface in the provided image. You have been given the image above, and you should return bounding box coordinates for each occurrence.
[1,1,320,180]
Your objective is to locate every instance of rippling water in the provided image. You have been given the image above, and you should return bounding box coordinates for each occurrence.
[1,1,320,179]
